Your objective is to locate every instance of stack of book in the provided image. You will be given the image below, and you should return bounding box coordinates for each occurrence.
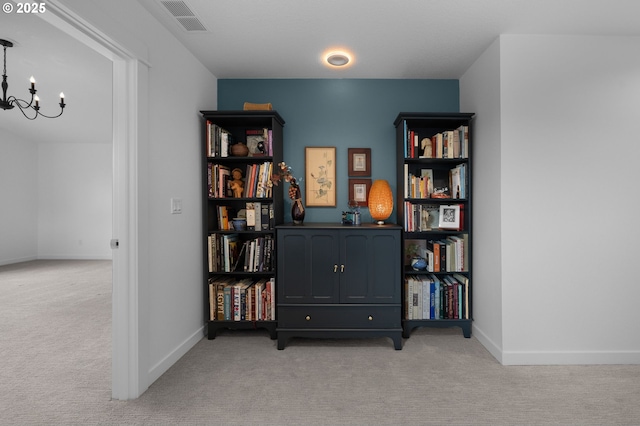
[207,234,274,273]
[208,277,276,321]
[404,124,469,159]
[404,274,469,320]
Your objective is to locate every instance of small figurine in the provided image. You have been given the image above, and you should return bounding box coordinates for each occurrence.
[420,137,433,158]
[229,168,244,198]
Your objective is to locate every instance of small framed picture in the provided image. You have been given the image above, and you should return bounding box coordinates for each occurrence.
[348,148,371,177]
[305,146,336,207]
[438,204,460,229]
[348,179,371,207]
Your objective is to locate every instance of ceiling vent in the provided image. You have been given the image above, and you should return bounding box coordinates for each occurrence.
[160,1,207,32]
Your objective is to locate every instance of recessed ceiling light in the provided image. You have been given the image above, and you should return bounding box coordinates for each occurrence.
[323,50,353,68]
[327,53,350,66]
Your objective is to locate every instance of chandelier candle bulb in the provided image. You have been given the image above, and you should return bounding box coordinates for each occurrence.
[30,76,35,90]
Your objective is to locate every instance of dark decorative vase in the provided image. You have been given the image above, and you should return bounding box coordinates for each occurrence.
[291,187,305,225]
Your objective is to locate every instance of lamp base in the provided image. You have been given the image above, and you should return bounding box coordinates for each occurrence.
[376,220,385,225]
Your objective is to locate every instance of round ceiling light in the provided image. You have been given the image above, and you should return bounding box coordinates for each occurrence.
[326,53,350,67]
[324,50,352,68]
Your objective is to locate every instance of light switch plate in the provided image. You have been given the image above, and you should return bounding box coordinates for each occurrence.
[170,198,182,214]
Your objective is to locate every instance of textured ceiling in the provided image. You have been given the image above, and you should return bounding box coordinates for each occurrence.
[138,0,640,79]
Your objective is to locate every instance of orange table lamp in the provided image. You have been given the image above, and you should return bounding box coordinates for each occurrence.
[368,179,393,224]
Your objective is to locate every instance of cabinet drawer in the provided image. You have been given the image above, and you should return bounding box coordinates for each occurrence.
[278,305,401,329]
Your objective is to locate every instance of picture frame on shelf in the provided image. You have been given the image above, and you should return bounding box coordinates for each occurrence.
[348,148,371,177]
[348,178,371,207]
[438,204,460,229]
[245,128,267,157]
[305,146,336,207]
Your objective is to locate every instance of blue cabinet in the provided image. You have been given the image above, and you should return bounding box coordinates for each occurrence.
[276,223,403,349]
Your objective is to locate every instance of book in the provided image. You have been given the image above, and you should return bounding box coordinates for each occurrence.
[420,169,434,198]
[223,284,233,320]
[208,234,223,272]
[222,234,240,272]
[253,202,262,230]
[267,278,276,320]
[254,279,265,320]
[209,276,234,320]
[262,203,273,230]
[245,202,256,230]
[421,275,431,319]
[208,279,216,320]
[453,274,470,319]
[430,274,441,319]
[427,240,441,272]
[450,166,461,199]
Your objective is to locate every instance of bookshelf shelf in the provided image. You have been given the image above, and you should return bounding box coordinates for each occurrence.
[201,110,285,339]
[394,112,475,338]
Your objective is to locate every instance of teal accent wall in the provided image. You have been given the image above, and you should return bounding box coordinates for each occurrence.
[218,79,459,223]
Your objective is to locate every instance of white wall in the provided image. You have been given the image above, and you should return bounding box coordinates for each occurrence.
[0,129,38,265]
[459,39,504,362]
[59,0,218,392]
[461,34,640,364]
[37,142,112,259]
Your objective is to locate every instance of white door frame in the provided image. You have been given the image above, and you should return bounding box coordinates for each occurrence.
[41,1,148,399]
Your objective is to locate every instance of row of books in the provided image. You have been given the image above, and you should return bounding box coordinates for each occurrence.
[404,124,469,159]
[207,161,273,199]
[208,277,276,321]
[216,202,274,231]
[206,122,273,158]
[207,234,274,273]
[403,163,467,199]
[404,203,465,233]
[404,274,469,320]
[405,236,468,272]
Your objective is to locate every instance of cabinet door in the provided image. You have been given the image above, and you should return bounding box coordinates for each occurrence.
[277,229,339,303]
[340,229,401,303]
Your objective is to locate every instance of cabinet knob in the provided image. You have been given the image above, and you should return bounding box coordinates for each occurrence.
[341,264,345,273]
[333,264,338,273]
[368,315,373,321]
[305,315,311,321]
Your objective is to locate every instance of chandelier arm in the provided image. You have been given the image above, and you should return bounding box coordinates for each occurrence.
[7,95,36,109]
[10,98,65,119]
[33,107,65,119]
[12,101,38,120]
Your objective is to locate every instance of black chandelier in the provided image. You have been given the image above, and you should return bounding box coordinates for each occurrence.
[1,39,66,120]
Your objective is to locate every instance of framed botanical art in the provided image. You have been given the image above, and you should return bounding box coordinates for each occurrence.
[305,146,336,207]
[438,204,461,230]
[348,178,371,207]
[348,148,371,177]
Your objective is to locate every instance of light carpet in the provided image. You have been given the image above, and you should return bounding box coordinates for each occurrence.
[1,260,639,425]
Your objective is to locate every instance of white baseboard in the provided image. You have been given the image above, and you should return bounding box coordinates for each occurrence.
[472,323,503,364]
[501,350,640,365]
[0,255,38,267]
[147,325,205,385]
[37,254,113,260]
[472,324,640,365]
